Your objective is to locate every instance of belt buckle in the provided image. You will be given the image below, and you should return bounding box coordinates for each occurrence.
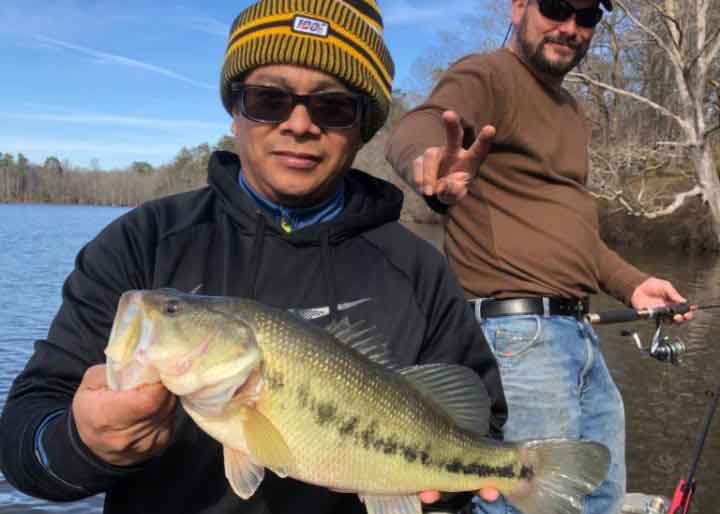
[574,300,583,318]
[572,298,589,319]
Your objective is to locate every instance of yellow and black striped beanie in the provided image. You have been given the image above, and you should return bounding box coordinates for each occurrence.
[221,0,395,141]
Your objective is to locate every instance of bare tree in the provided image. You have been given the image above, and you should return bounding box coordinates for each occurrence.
[570,0,720,240]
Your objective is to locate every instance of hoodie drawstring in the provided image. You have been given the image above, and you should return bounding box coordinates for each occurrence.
[247,215,267,299]
[321,230,340,322]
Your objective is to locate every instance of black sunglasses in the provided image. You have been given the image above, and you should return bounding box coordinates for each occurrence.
[536,0,603,28]
[231,84,363,130]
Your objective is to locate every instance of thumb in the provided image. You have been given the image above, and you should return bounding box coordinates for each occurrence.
[662,282,685,303]
[80,364,110,390]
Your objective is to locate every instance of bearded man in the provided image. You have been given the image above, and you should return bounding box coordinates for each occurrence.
[386,1,692,513]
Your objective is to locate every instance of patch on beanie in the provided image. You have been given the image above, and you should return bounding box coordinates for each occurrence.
[292,15,330,38]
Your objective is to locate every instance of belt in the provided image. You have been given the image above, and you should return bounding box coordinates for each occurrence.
[470,297,590,320]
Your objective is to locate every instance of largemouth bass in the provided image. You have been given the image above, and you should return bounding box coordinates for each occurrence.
[105,288,610,514]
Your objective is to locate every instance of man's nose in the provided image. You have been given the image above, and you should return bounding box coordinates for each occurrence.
[281,103,320,135]
[556,14,580,34]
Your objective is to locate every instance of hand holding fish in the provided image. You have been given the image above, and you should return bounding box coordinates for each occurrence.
[419,488,500,504]
[72,364,177,466]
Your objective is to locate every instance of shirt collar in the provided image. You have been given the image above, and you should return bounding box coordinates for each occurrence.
[238,169,345,233]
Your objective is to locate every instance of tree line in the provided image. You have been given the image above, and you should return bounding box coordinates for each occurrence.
[0,137,235,207]
[2,1,719,245]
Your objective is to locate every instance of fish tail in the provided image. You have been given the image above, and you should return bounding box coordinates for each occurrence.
[506,438,610,514]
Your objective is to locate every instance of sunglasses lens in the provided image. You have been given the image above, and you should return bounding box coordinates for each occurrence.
[537,0,602,28]
[307,93,359,128]
[575,9,602,28]
[237,86,360,129]
[538,0,574,22]
[241,87,293,123]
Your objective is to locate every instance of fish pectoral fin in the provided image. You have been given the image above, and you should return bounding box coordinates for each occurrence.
[224,446,265,499]
[243,409,293,478]
[358,494,422,514]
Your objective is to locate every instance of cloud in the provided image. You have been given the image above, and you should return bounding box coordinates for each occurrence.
[0,112,226,131]
[183,16,229,37]
[33,35,215,90]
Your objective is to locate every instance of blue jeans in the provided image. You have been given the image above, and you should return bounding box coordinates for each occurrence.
[471,312,625,514]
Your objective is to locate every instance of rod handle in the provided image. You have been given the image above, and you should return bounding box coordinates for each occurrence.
[585,308,640,324]
[585,303,692,325]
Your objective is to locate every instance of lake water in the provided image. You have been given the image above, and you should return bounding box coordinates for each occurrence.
[1,203,719,513]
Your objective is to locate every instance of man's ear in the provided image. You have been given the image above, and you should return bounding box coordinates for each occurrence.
[511,0,527,25]
[230,117,238,136]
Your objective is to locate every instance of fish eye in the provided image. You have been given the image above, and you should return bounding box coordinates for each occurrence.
[163,300,182,316]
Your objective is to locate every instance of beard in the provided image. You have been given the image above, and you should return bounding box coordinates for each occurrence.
[516,13,589,77]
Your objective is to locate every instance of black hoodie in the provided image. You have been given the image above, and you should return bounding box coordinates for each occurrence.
[0,151,506,514]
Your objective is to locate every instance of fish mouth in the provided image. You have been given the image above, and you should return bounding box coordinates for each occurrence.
[106,291,161,391]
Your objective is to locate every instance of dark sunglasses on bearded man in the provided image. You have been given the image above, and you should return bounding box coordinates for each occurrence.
[535,0,609,28]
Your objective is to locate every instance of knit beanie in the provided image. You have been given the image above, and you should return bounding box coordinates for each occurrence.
[221,0,395,141]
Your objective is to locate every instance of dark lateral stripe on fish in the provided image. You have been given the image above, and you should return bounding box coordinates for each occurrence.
[296,385,526,480]
[520,464,535,480]
[442,459,517,479]
[295,385,434,464]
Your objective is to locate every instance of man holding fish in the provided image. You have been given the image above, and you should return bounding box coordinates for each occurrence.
[0,1,609,514]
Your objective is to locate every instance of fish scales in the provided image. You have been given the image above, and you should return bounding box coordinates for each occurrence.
[106,289,612,514]
[250,306,519,494]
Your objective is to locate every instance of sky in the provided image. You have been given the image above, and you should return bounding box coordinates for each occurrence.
[0,0,500,170]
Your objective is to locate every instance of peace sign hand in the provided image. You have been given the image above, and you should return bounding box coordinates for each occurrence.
[413,110,495,205]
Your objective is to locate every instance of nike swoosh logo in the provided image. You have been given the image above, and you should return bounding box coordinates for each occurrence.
[288,298,373,321]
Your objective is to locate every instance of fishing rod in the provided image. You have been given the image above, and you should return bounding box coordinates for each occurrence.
[584,302,720,366]
[667,379,720,514]
[585,300,720,513]
[584,302,720,325]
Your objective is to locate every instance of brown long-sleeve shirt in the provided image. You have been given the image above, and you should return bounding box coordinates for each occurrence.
[386,49,647,303]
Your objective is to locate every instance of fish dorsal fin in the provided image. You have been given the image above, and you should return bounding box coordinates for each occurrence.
[359,494,422,514]
[399,364,491,435]
[243,408,294,478]
[326,318,398,370]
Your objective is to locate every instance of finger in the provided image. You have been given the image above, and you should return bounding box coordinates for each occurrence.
[435,179,449,198]
[437,174,470,204]
[418,491,441,504]
[673,311,694,324]
[476,488,501,502]
[442,111,464,156]
[129,383,175,420]
[413,156,424,191]
[422,147,443,196]
[466,125,496,164]
[80,365,109,390]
